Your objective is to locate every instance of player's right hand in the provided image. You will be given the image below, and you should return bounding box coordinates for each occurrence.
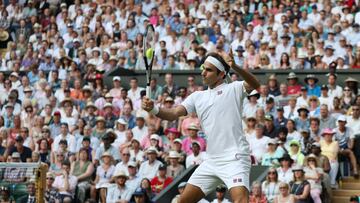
[142,96,154,112]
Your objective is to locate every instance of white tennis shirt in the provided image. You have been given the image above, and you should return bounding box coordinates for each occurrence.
[182,81,250,160]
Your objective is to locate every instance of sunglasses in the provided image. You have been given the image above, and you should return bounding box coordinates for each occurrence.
[268,171,276,175]
[279,187,287,189]
[46,177,54,180]
[344,89,351,91]
[122,154,130,156]
[290,144,298,147]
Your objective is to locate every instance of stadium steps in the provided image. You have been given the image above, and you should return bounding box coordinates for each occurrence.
[331,176,360,203]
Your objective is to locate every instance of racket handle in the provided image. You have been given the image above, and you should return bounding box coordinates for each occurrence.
[146,85,151,98]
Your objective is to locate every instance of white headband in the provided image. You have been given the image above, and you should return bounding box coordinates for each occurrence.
[204,56,225,72]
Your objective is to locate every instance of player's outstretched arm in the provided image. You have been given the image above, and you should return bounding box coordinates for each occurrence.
[142,97,187,121]
[222,50,260,93]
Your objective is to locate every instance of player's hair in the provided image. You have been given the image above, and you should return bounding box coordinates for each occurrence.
[204,52,230,79]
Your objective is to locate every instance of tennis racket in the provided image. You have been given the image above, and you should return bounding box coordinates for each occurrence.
[143,24,156,98]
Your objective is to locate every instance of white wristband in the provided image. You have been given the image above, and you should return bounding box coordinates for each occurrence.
[150,105,159,115]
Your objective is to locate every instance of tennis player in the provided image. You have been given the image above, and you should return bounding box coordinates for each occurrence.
[142,51,260,203]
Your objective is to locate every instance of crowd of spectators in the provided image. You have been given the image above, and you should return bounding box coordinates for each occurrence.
[0,0,359,203]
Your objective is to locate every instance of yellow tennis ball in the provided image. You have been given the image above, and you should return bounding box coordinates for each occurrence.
[146,48,154,59]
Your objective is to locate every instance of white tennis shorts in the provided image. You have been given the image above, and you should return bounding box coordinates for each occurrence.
[188,155,251,195]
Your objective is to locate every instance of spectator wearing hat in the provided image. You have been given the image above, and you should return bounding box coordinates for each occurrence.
[294,105,310,131]
[94,130,120,164]
[277,153,294,184]
[243,89,260,119]
[319,104,336,130]
[122,163,139,190]
[304,74,321,97]
[249,124,270,163]
[139,147,163,180]
[171,182,187,203]
[289,165,312,203]
[52,160,78,202]
[267,74,280,97]
[76,128,99,160]
[150,164,173,194]
[6,135,32,162]
[132,186,152,203]
[334,115,359,178]
[299,128,316,155]
[3,152,27,183]
[211,184,231,203]
[286,72,301,97]
[288,140,305,165]
[9,72,21,89]
[264,114,279,139]
[262,139,283,167]
[106,170,134,203]
[181,123,206,155]
[92,116,107,140]
[45,172,60,203]
[322,45,337,65]
[274,106,288,128]
[129,137,145,165]
[319,128,339,188]
[132,114,148,141]
[310,142,332,193]
[83,102,97,128]
[3,103,15,128]
[185,141,207,168]
[167,151,184,178]
[264,97,276,120]
[303,154,324,203]
[318,85,332,109]
[17,179,37,203]
[234,45,245,67]
[140,125,163,150]
[109,76,123,99]
[91,152,116,202]
[149,134,164,158]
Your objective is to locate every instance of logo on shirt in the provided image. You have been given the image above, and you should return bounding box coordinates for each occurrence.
[235,153,242,160]
[217,90,222,95]
[233,178,242,183]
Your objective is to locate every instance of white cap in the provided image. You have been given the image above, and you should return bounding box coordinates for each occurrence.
[113,76,121,81]
[168,151,180,158]
[116,118,127,125]
[150,134,160,141]
[337,115,347,122]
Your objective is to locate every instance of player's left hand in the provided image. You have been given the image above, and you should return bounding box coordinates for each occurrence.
[221,49,235,68]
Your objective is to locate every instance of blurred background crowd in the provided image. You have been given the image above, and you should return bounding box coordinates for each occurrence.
[0,0,359,203]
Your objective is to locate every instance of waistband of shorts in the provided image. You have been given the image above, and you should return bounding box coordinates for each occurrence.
[207,148,250,161]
